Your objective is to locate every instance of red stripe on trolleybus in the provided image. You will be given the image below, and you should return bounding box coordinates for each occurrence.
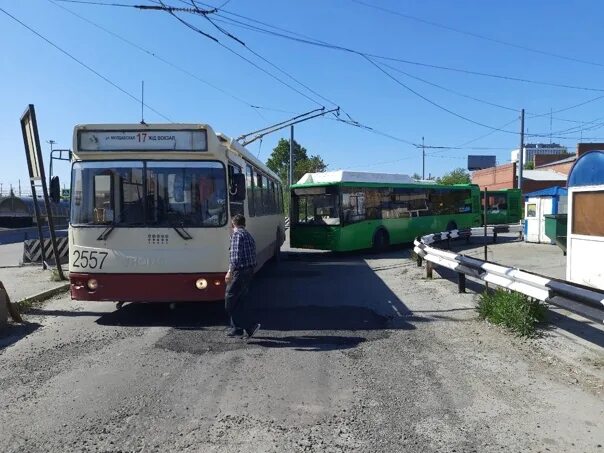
[70,272,226,302]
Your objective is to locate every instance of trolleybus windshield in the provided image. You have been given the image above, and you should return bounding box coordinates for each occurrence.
[71,161,227,228]
[293,187,340,225]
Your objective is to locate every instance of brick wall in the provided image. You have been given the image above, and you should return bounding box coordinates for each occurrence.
[577,142,604,158]
[471,162,516,190]
[534,154,571,167]
[522,179,566,193]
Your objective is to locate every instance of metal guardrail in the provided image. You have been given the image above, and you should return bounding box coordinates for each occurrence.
[414,226,604,324]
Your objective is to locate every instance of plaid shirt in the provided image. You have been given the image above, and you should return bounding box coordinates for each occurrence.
[229,227,257,271]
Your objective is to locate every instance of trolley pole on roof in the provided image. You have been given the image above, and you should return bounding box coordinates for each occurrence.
[289,125,294,221]
[518,109,525,192]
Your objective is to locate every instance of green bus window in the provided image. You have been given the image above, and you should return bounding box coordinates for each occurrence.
[246,164,255,217]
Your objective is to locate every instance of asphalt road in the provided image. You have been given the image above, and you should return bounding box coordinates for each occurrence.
[1,239,603,452]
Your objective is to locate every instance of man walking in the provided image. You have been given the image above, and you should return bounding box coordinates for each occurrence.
[225,214,261,339]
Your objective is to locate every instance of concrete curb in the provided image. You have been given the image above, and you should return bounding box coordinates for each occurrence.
[16,283,70,312]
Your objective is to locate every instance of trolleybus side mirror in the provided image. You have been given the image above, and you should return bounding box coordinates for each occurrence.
[231,173,246,202]
[50,176,61,203]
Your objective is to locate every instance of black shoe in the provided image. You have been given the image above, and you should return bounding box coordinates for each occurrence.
[245,323,261,339]
[226,328,244,337]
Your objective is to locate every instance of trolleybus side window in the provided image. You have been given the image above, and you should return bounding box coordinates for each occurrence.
[246,164,255,217]
[254,170,263,216]
[262,174,271,214]
[228,163,244,217]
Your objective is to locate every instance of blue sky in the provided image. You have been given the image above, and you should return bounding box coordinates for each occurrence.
[2,0,604,193]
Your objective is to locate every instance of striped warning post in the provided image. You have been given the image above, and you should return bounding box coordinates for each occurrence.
[22,237,69,264]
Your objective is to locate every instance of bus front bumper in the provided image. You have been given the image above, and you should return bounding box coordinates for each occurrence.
[70,272,226,302]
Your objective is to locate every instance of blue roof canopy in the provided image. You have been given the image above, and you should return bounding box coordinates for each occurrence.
[568,150,604,187]
[524,186,567,199]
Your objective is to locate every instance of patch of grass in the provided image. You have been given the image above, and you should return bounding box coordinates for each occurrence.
[477,289,547,337]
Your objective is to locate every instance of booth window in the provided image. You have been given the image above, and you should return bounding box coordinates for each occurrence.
[526,203,537,218]
[572,191,604,236]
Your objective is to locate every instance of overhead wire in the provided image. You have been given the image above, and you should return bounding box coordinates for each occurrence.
[47,1,604,147]
[158,2,422,146]
[157,1,327,108]
[62,0,604,94]
[198,6,604,94]
[350,0,604,69]
[0,5,173,121]
[47,0,277,121]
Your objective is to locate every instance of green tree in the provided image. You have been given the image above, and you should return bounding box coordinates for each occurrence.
[412,172,422,180]
[266,138,327,184]
[524,161,535,170]
[437,168,471,185]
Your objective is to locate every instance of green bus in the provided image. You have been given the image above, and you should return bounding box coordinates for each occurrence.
[290,171,482,252]
[481,189,522,225]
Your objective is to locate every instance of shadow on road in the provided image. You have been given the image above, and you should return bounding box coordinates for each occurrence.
[95,249,419,338]
[0,322,41,350]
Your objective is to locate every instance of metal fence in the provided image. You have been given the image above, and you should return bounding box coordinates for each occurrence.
[414,227,604,324]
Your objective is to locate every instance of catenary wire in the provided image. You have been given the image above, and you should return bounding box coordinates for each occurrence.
[46,0,282,121]
[350,0,604,69]
[157,3,328,108]
[0,6,173,122]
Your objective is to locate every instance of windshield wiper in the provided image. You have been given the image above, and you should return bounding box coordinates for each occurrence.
[97,225,115,241]
[170,223,193,240]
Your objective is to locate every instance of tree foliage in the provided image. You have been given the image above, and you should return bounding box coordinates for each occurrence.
[437,168,471,185]
[266,139,327,185]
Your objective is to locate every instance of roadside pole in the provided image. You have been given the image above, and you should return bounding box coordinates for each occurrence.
[518,109,525,192]
[483,188,488,289]
[289,125,294,222]
[20,105,65,280]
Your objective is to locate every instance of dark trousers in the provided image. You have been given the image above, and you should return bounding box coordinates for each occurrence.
[224,267,255,331]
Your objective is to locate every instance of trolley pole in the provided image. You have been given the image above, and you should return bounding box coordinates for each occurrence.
[518,109,525,192]
[289,125,294,221]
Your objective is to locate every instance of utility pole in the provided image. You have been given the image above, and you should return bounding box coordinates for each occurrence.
[518,109,525,192]
[47,139,56,180]
[422,136,425,180]
[289,125,294,221]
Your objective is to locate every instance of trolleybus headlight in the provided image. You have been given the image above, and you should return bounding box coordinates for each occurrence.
[195,278,208,290]
[87,279,98,290]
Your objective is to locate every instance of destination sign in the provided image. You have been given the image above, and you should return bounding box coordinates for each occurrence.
[78,130,208,152]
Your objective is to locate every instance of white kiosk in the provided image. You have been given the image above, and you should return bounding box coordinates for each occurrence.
[566,150,604,290]
[523,186,567,244]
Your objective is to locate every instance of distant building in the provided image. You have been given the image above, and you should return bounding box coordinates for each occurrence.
[471,161,567,194]
[534,142,604,176]
[511,143,568,164]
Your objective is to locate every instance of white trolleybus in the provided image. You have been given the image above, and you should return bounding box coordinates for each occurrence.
[69,124,285,303]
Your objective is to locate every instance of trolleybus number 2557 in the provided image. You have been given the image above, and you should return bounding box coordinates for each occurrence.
[72,250,109,270]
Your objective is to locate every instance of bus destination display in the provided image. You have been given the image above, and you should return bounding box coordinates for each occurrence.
[78,130,207,152]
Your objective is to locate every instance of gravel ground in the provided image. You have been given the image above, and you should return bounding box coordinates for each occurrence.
[0,238,603,452]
